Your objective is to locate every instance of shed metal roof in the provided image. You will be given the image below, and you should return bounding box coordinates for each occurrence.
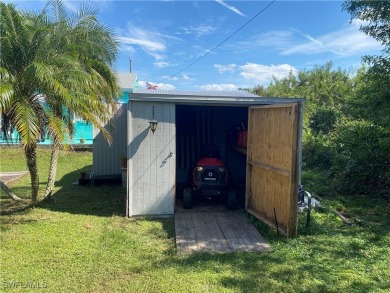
[130,89,303,105]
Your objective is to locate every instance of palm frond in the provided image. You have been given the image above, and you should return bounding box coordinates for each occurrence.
[45,110,66,146]
[75,2,99,25]
[0,83,14,113]
[44,0,68,22]
[12,100,40,146]
[0,67,14,112]
[2,1,120,148]
[0,3,31,74]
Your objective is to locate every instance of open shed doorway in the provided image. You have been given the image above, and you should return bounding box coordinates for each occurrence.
[174,102,301,237]
[175,104,249,211]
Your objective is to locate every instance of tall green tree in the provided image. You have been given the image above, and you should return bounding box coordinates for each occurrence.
[0,2,120,203]
[1,3,51,203]
[343,0,390,72]
[337,0,390,195]
[251,63,357,173]
[343,0,390,127]
[40,1,120,199]
[259,62,355,136]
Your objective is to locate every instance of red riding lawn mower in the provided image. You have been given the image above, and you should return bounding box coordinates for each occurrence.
[183,145,237,210]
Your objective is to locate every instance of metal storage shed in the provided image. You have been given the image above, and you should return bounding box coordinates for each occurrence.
[126,89,303,237]
[92,73,137,177]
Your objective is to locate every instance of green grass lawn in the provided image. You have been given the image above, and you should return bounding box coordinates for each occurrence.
[1,148,389,292]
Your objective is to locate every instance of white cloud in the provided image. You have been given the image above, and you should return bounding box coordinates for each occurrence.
[154,61,177,68]
[239,63,298,84]
[282,20,382,56]
[138,80,175,90]
[214,64,237,74]
[155,83,176,90]
[200,84,239,91]
[137,81,147,88]
[192,45,217,57]
[231,30,294,53]
[121,45,136,53]
[215,0,247,17]
[182,74,193,80]
[160,74,194,82]
[118,23,181,61]
[233,19,381,58]
[178,24,217,37]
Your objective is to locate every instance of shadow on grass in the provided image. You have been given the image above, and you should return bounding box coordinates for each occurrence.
[145,217,177,241]
[0,186,34,216]
[0,200,34,217]
[137,213,387,292]
[39,167,126,217]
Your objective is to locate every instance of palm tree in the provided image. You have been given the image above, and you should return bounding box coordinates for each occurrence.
[0,2,120,203]
[40,1,121,199]
[1,3,52,203]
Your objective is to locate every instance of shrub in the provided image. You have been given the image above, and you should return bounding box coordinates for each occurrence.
[331,120,390,195]
[309,106,338,135]
[302,132,334,170]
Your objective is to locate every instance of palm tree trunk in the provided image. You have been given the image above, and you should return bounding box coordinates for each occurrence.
[43,145,59,200]
[25,144,39,204]
[0,181,22,201]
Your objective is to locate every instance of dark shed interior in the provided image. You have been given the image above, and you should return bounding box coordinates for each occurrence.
[175,104,249,208]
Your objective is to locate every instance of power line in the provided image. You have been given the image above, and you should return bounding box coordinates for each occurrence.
[159,0,276,83]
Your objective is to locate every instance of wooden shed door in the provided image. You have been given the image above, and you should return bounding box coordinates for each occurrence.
[246,103,300,237]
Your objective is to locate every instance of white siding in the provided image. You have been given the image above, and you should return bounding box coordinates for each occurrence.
[93,104,127,176]
[127,101,176,216]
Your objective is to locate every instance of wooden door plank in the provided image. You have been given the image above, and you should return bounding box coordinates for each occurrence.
[246,103,300,237]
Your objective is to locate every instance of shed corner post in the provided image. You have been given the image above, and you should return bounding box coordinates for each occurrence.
[298,100,304,187]
[126,100,133,217]
[290,102,302,238]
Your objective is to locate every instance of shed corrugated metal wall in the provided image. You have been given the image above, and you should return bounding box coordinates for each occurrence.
[127,101,176,216]
[92,104,127,176]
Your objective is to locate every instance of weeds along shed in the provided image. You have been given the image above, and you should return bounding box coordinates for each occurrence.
[126,89,303,237]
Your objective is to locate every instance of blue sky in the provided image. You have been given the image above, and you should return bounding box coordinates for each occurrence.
[10,1,383,90]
